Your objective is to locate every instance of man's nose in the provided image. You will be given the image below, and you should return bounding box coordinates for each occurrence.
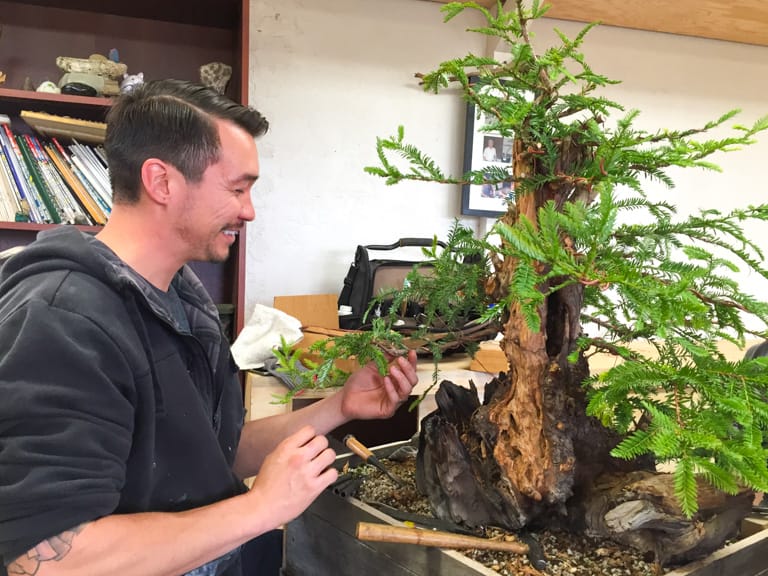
[240,194,256,222]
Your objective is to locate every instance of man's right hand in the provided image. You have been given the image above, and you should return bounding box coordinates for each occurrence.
[247,425,338,526]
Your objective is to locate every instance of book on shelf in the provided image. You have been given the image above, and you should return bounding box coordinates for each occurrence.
[0,146,22,222]
[67,142,111,212]
[25,134,91,225]
[45,141,107,225]
[19,111,106,145]
[0,124,49,223]
[15,133,62,224]
[57,139,111,218]
[0,120,112,226]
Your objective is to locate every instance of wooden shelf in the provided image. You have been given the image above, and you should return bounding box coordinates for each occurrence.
[0,223,100,254]
[3,0,241,29]
[0,0,244,105]
[0,88,112,128]
[0,222,100,233]
[0,88,112,109]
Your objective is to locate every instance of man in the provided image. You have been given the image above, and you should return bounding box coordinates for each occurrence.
[482,139,498,162]
[0,80,418,576]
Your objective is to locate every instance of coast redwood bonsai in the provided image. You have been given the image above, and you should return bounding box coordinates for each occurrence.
[282,1,768,565]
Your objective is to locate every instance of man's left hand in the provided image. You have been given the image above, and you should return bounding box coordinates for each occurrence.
[340,350,418,421]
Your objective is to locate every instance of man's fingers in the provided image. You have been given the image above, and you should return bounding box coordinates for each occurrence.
[289,425,318,448]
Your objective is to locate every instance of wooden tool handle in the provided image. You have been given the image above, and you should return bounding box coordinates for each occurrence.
[356,522,529,555]
[344,434,373,460]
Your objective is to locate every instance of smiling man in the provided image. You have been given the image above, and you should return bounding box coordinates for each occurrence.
[0,80,418,576]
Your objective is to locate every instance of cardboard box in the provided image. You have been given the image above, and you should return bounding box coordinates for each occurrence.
[469,340,509,373]
[273,294,360,370]
[468,338,764,375]
[295,325,361,373]
[273,294,339,329]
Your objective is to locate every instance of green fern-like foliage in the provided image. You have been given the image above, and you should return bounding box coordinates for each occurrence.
[371,220,491,334]
[274,0,768,515]
[272,319,408,403]
[358,0,768,516]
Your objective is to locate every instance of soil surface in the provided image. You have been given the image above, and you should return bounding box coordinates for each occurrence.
[351,457,685,576]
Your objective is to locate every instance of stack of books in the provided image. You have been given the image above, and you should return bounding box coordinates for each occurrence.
[0,118,111,226]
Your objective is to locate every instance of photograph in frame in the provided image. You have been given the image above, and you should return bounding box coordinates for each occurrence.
[460,79,515,217]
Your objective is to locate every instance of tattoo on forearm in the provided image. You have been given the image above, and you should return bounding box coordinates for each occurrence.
[7,524,85,575]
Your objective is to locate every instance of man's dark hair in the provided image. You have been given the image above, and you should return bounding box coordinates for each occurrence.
[104,79,269,204]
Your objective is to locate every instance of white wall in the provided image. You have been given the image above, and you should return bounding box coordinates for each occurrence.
[246,1,768,315]
[527,19,768,313]
[246,0,487,313]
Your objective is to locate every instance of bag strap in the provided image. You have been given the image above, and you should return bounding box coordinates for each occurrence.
[365,238,447,251]
[338,244,372,311]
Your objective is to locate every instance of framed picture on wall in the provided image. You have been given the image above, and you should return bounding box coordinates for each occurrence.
[460,79,514,217]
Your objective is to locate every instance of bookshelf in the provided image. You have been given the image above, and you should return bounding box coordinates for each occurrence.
[0,0,250,341]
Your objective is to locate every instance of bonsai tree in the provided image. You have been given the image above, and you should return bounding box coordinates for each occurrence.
[279,0,768,565]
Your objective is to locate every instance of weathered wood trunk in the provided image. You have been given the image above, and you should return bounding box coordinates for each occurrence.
[490,280,620,514]
[581,471,754,566]
[417,378,753,565]
[474,137,630,524]
[413,126,754,565]
[427,164,635,527]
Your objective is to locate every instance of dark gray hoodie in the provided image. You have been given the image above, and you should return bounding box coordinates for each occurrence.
[0,226,246,574]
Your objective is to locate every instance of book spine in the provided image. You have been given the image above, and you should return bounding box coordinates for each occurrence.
[69,142,112,210]
[53,138,111,217]
[0,144,22,221]
[15,134,61,224]
[0,153,14,222]
[69,152,111,215]
[44,144,106,225]
[0,125,45,222]
[26,134,89,225]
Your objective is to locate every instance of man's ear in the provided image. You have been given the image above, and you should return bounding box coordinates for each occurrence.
[140,159,173,205]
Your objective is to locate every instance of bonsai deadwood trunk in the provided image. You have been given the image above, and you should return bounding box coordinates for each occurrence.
[390,2,768,567]
[492,283,600,509]
[488,137,623,514]
[416,281,631,530]
[419,138,633,528]
[417,128,751,564]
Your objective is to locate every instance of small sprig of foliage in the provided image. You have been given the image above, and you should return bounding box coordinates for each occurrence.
[369,221,498,405]
[271,336,346,404]
[272,319,409,403]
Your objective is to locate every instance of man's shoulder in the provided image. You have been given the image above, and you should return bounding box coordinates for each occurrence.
[0,267,127,327]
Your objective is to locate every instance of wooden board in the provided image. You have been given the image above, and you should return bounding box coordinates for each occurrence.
[20,110,106,143]
[468,340,509,373]
[665,529,768,575]
[543,0,768,48]
[273,294,339,329]
[427,0,768,48]
[742,515,768,538]
[468,339,763,374]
